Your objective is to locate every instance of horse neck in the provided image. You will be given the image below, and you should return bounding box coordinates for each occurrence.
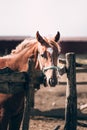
[24,43,40,70]
[18,42,39,71]
[0,42,39,71]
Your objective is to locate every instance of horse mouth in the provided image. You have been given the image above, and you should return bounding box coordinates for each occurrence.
[38,72,58,87]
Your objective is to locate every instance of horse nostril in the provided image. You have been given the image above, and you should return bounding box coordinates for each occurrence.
[43,76,47,87]
[49,78,57,87]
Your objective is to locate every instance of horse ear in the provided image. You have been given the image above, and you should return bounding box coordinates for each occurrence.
[54,31,60,42]
[36,31,46,44]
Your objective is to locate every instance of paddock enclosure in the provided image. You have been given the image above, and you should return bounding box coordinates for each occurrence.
[0,36,87,130]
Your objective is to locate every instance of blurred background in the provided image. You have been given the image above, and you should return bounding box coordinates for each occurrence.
[0,0,87,55]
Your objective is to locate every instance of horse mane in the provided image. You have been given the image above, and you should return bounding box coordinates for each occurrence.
[11,36,61,55]
[11,38,37,54]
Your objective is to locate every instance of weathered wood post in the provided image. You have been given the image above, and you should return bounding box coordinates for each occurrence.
[64,52,77,130]
[22,59,35,130]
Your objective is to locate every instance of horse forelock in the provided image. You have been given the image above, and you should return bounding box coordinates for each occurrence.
[44,37,61,54]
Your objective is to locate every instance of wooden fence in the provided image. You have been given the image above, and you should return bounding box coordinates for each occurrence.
[58,53,77,130]
[0,59,45,130]
[58,52,87,130]
[0,52,87,130]
[59,55,87,85]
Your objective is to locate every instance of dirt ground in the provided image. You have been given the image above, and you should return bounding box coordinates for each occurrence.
[20,55,87,130]
[26,71,87,130]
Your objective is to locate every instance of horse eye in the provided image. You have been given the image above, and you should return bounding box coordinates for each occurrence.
[40,51,47,58]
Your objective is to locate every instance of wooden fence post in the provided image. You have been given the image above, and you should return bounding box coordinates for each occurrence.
[64,52,77,130]
[22,59,35,130]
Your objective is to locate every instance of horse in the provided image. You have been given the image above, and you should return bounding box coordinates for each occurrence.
[0,31,61,130]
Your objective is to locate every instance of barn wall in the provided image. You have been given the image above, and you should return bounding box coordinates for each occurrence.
[0,40,22,55]
[60,40,87,54]
[0,36,87,55]
[0,36,26,55]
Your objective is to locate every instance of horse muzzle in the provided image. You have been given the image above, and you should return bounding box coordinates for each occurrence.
[43,66,59,87]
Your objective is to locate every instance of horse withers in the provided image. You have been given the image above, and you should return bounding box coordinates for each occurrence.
[0,31,61,130]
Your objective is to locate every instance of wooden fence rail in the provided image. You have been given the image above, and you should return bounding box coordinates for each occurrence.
[59,58,87,69]
[0,59,45,130]
[59,57,87,84]
[0,52,86,130]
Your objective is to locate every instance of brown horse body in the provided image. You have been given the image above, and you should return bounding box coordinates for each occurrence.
[0,31,61,130]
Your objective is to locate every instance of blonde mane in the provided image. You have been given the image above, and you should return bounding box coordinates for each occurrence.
[11,36,61,55]
[11,38,37,54]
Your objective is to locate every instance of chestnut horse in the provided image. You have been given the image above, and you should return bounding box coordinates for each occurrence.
[0,31,61,130]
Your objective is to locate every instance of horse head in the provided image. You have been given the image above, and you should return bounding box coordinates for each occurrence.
[36,31,61,87]
[9,31,61,87]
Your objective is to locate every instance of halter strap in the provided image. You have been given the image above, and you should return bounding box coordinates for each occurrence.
[43,66,60,72]
[37,54,60,73]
